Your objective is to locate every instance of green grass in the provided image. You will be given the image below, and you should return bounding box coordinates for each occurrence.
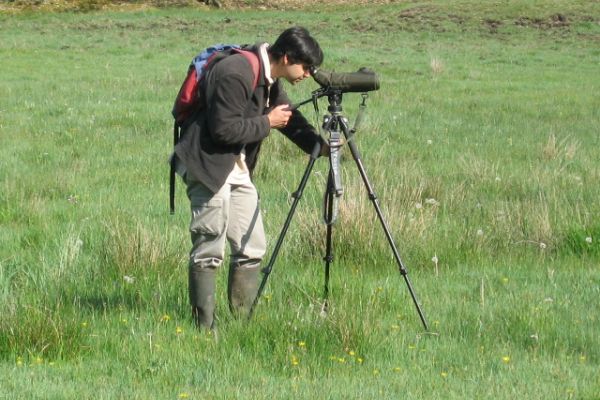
[1,1,599,398]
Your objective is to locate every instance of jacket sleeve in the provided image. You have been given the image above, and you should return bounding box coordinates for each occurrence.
[271,82,324,154]
[206,68,271,146]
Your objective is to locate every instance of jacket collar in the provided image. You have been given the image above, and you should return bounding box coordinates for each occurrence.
[258,43,274,86]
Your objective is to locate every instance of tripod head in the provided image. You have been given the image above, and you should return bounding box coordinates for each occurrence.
[286,87,343,113]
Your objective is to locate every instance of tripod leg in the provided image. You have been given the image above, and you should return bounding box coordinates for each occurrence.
[345,139,429,331]
[322,175,336,313]
[248,142,322,320]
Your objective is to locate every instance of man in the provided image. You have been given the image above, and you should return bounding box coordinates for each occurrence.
[173,27,325,330]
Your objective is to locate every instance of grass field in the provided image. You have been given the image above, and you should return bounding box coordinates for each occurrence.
[1,1,599,398]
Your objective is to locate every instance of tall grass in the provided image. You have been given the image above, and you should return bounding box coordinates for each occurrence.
[1,1,599,398]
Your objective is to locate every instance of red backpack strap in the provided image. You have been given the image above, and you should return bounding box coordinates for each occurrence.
[235,49,261,90]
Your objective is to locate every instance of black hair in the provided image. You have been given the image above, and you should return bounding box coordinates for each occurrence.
[269,26,324,68]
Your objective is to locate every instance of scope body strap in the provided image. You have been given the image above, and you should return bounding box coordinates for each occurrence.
[169,121,180,214]
[348,93,368,141]
[329,128,344,197]
[322,116,344,225]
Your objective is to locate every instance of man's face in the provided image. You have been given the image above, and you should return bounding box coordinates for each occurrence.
[281,56,312,85]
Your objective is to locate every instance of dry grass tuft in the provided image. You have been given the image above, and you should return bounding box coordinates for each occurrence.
[430,57,445,75]
[542,133,579,162]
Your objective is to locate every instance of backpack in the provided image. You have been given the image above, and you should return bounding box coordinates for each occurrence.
[170,44,261,214]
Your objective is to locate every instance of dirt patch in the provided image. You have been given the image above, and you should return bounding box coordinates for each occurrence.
[483,18,502,33]
[515,14,571,29]
[0,0,407,12]
[219,0,404,8]
[397,5,437,18]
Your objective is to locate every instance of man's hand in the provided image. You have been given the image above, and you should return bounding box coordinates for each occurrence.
[268,104,292,129]
[320,142,330,157]
[319,137,347,157]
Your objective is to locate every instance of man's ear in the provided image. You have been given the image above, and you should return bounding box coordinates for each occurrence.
[281,54,290,66]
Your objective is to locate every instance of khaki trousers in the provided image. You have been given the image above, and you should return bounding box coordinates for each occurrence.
[186,177,266,269]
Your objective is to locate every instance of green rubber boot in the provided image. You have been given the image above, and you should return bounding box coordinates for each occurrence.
[227,264,260,318]
[189,265,217,330]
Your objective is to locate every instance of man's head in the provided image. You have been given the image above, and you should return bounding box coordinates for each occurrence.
[269,26,324,85]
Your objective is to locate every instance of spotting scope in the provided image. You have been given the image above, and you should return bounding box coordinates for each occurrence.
[311,67,380,93]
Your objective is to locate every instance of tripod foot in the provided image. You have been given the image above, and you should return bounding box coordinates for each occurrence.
[319,301,329,318]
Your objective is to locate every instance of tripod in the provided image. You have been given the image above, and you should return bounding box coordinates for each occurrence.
[248,89,429,331]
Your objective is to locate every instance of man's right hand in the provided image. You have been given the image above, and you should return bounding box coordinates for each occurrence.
[268,104,292,129]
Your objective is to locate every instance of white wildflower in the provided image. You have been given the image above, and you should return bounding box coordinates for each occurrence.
[431,255,439,276]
